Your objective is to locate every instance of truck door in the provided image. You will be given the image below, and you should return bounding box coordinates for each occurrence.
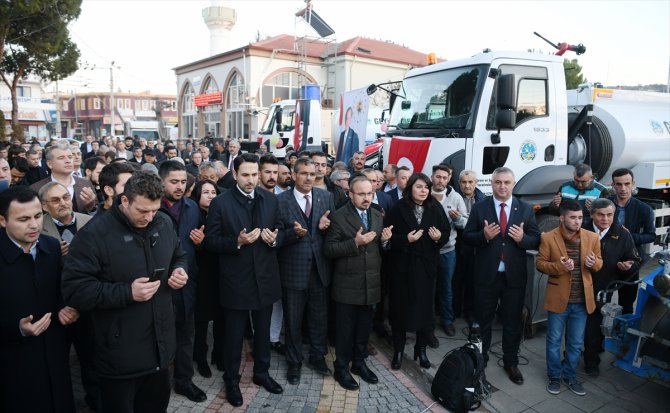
[471,62,555,194]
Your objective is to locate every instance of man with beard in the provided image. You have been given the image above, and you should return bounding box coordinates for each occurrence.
[83,157,106,204]
[258,154,287,355]
[158,160,207,403]
[349,151,366,175]
[93,162,134,218]
[204,153,284,406]
[311,151,347,209]
[277,163,293,192]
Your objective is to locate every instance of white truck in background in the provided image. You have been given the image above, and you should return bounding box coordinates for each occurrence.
[257,99,333,158]
[374,48,670,251]
[124,120,161,141]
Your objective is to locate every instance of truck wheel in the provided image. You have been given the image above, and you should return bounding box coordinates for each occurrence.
[567,115,613,179]
[536,213,559,233]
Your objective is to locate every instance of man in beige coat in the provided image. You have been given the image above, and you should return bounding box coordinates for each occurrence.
[537,199,602,397]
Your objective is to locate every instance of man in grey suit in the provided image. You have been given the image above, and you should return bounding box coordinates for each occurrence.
[277,158,335,385]
[463,167,540,386]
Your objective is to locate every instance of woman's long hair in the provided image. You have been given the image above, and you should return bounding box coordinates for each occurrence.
[190,179,220,213]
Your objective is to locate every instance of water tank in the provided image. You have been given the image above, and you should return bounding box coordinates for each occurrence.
[301,84,321,101]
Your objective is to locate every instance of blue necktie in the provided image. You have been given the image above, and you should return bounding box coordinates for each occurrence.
[360,211,369,231]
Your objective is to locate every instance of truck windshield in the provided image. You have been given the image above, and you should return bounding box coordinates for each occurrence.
[133,130,159,141]
[260,104,296,134]
[390,64,486,131]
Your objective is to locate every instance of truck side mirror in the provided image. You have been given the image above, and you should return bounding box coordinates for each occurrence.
[401,100,411,110]
[495,74,516,130]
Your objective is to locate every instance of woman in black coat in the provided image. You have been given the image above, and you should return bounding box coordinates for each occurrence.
[385,173,449,370]
[190,179,222,377]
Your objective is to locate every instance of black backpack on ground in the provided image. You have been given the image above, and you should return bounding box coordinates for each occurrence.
[431,342,485,413]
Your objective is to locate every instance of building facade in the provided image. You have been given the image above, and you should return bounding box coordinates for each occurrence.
[58,92,177,139]
[174,34,435,143]
[0,78,58,140]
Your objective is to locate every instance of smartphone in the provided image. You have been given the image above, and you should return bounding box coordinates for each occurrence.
[149,268,165,282]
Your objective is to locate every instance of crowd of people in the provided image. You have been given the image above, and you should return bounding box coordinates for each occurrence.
[0,134,657,412]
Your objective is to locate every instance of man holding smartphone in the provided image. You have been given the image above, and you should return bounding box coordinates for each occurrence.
[62,171,189,413]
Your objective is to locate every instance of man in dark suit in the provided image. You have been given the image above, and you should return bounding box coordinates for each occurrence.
[220,139,240,171]
[363,168,394,214]
[277,158,334,385]
[336,107,359,164]
[388,166,411,204]
[463,167,540,386]
[30,142,97,213]
[203,153,284,407]
[324,175,393,391]
[0,186,77,413]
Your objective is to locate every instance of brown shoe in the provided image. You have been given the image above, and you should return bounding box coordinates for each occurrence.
[504,365,524,385]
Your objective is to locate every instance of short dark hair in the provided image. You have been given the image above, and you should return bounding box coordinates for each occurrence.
[190,179,220,205]
[259,154,279,168]
[310,151,327,159]
[164,145,177,154]
[9,156,29,173]
[574,163,592,177]
[7,144,26,159]
[99,162,135,200]
[397,166,410,173]
[559,199,582,216]
[26,149,38,157]
[84,156,106,172]
[158,159,187,179]
[0,186,39,218]
[590,198,615,213]
[186,173,196,193]
[612,168,634,181]
[431,164,452,175]
[105,150,116,160]
[402,173,433,206]
[233,153,259,172]
[123,171,164,202]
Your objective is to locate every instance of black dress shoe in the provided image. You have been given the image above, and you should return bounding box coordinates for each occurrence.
[350,362,378,384]
[504,365,524,385]
[197,361,212,378]
[252,376,283,394]
[270,341,286,356]
[442,323,456,337]
[225,384,243,407]
[287,364,301,385]
[334,369,359,391]
[174,382,207,402]
[391,351,403,370]
[308,358,332,376]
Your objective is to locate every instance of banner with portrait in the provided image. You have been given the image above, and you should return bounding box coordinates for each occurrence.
[335,87,369,164]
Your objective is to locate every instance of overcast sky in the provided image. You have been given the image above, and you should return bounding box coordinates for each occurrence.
[53,0,670,96]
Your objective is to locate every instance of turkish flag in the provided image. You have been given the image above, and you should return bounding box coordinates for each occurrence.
[387,138,432,174]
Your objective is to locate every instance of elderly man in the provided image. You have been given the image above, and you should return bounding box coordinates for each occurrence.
[221,139,241,171]
[330,169,351,197]
[30,142,97,213]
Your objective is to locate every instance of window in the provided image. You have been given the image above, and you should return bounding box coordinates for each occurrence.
[142,100,149,110]
[93,98,101,110]
[487,65,548,128]
[181,83,197,138]
[149,100,156,110]
[17,86,32,97]
[62,100,69,111]
[79,98,86,110]
[117,99,123,110]
[261,71,310,107]
[125,99,131,109]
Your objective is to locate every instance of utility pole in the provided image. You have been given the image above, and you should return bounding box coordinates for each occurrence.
[109,61,115,137]
[55,81,61,138]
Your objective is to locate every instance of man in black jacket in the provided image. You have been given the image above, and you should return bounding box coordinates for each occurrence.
[62,171,189,413]
[204,153,284,407]
[583,198,641,376]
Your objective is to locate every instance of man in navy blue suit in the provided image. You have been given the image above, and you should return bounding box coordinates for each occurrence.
[463,167,540,386]
[336,107,359,164]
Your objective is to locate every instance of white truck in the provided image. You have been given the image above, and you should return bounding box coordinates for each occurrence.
[376,49,670,248]
[257,99,332,158]
[124,120,161,142]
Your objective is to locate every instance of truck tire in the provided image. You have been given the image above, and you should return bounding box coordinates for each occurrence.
[536,213,559,234]
[567,114,613,180]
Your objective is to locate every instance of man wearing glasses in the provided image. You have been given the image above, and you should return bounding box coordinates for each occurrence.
[549,163,607,226]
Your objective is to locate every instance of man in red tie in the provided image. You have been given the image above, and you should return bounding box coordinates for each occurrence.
[463,167,540,386]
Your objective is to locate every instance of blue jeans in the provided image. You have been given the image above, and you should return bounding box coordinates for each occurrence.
[546,303,587,381]
[437,250,456,325]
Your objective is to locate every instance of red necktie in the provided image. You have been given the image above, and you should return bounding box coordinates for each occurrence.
[499,202,507,261]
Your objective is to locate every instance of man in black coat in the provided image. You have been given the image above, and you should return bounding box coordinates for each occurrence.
[204,153,284,407]
[61,171,189,413]
[463,167,540,386]
[158,161,207,402]
[277,158,335,384]
[583,198,641,376]
[0,187,77,413]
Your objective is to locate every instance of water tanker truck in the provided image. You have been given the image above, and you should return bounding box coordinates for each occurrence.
[374,47,670,251]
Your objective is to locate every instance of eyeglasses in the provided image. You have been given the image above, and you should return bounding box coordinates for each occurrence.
[574,178,592,184]
[45,193,72,204]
